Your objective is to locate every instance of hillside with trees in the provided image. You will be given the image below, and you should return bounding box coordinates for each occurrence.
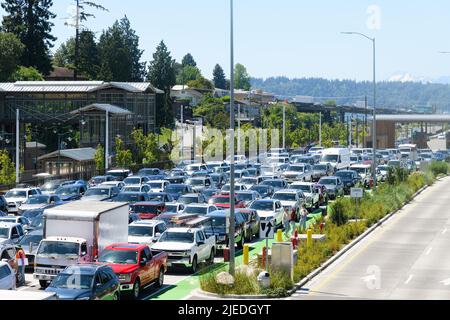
[251,77,450,112]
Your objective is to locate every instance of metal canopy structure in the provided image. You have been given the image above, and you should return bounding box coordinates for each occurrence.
[70,103,133,116]
[38,147,96,162]
[370,114,450,123]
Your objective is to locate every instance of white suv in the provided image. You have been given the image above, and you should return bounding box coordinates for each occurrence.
[4,187,42,214]
[0,260,15,290]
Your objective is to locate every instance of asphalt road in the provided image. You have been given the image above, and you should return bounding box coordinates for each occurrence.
[294,176,450,300]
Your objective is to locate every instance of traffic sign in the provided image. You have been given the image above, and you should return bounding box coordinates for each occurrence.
[351,188,364,198]
[260,220,275,239]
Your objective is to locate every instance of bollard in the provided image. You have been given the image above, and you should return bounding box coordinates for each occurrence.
[243,244,249,265]
[277,229,283,242]
[319,222,325,234]
[307,228,313,248]
[262,247,267,269]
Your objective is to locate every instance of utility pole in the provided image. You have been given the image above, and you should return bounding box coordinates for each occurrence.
[180,105,184,160]
[105,110,109,171]
[237,104,241,154]
[74,0,80,80]
[15,109,20,185]
[282,104,286,150]
[228,0,236,277]
[319,112,322,147]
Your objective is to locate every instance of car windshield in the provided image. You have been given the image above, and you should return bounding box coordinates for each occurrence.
[210,217,226,228]
[250,186,269,194]
[187,165,201,171]
[37,241,79,256]
[250,201,274,211]
[98,249,138,264]
[261,180,284,188]
[335,172,353,179]
[378,166,389,171]
[129,226,154,237]
[51,273,93,290]
[123,187,141,192]
[165,185,185,193]
[221,185,231,191]
[236,193,254,201]
[114,194,142,202]
[55,186,79,196]
[41,183,59,192]
[184,206,208,215]
[124,177,141,185]
[241,178,256,184]
[319,179,337,185]
[148,182,164,189]
[187,179,205,186]
[5,190,27,198]
[209,197,230,205]
[131,205,158,214]
[25,196,48,204]
[148,194,165,201]
[0,227,9,239]
[165,204,179,213]
[287,165,305,172]
[352,167,369,174]
[290,185,312,192]
[179,196,198,205]
[313,165,328,171]
[159,232,194,243]
[322,155,339,163]
[350,156,359,161]
[84,188,109,197]
[273,193,297,201]
[19,234,42,246]
[29,216,43,229]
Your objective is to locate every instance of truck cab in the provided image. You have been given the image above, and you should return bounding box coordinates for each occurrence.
[34,236,89,288]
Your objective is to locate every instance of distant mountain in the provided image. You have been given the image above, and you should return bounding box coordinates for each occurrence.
[250,77,450,112]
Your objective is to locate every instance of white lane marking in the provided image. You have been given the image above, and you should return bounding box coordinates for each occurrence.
[442,228,448,235]
[405,275,413,285]
[426,247,433,255]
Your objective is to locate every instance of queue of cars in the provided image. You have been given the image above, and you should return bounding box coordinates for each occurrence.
[0,144,447,299]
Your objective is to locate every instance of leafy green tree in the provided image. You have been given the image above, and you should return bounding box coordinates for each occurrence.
[12,66,44,81]
[176,65,201,85]
[54,32,100,80]
[131,128,160,164]
[94,144,105,171]
[115,137,132,168]
[193,94,229,130]
[213,64,226,89]
[0,150,16,186]
[1,0,57,75]
[187,76,214,90]
[147,40,176,128]
[0,32,24,81]
[234,63,251,91]
[181,53,197,67]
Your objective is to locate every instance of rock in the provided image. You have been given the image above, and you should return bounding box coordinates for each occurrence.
[216,272,235,286]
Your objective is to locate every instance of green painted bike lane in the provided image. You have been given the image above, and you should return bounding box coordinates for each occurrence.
[147,210,324,300]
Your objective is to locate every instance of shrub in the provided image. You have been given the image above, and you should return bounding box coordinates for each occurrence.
[429,161,449,177]
[329,198,350,226]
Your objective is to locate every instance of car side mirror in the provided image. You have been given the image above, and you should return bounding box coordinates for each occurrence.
[155,232,161,238]
[197,240,205,246]
[140,258,147,267]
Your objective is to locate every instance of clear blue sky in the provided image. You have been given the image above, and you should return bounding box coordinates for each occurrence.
[2,0,450,82]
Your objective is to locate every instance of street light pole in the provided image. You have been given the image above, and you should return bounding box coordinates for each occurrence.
[282,104,286,150]
[342,32,377,189]
[228,0,236,276]
[105,110,109,171]
[16,109,20,185]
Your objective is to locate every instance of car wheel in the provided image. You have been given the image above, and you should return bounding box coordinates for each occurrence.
[191,256,198,273]
[132,279,141,300]
[39,280,49,289]
[237,234,245,249]
[155,269,164,288]
[207,249,215,265]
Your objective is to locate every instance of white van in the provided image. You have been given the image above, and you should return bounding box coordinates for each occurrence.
[398,144,418,161]
[320,148,351,171]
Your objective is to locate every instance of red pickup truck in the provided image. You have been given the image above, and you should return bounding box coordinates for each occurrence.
[98,243,168,299]
[208,194,246,209]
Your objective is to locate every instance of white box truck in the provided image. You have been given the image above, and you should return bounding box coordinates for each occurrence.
[33,201,129,288]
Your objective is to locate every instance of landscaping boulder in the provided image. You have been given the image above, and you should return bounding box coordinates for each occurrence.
[216,272,235,286]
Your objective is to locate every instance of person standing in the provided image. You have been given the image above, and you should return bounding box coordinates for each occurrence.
[289,208,298,236]
[283,209,291,237]
[299,204,309,232]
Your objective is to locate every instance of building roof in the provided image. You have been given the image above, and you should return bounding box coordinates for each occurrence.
[25,141,46,149]
[370,114,450,122]
[0,81,164,94]
[38,147,96,162]
[70,104,133,115]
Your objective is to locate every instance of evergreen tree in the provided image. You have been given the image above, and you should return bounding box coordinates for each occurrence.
[176,65,201,85]
[213,64,226,89]
[119,16,146,81]
[147,41,176,128]
[181,53,197,67]
[1,0,56,75]
[53,38,75,68]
